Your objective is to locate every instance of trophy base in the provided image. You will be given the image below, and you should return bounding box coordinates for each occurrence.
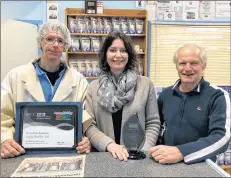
[128,150,146,160]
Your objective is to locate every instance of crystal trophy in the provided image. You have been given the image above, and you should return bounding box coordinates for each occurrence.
[122,113,146,160]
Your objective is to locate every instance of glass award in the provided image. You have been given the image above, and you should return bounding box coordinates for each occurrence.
[15,102,83,151]
[122,113,146,160]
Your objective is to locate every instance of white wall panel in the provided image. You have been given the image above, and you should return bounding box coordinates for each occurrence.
[1,19,38,81]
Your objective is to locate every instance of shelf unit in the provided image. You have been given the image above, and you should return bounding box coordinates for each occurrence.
[65,8,148,79]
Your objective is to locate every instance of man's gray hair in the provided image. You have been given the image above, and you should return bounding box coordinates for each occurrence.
[36,20,71,51]
[173,44,207,65]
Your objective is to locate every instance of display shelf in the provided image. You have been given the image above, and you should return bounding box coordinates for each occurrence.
[70,33,146,37]
[65,8,148,78]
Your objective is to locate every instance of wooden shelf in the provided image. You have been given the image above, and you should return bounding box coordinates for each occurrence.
[66,14,145,18]
[68,52,98,55]
[65,8,148,77]
[68,52,145,55]
[66,8,147,18]
[70,33,145,37]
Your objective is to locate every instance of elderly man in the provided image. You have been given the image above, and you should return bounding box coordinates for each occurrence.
[148,44,230,164]
[1,21,92,159]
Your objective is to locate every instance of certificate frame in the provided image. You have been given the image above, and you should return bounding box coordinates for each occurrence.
[85,0,97,14]
[15,102,82,151]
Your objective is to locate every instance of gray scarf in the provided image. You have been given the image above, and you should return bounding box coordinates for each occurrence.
[97,70,137,113]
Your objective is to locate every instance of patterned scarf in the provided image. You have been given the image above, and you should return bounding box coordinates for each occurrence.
[97,70,137,113]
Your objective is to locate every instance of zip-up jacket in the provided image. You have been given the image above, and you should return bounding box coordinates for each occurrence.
[158,78,230,164]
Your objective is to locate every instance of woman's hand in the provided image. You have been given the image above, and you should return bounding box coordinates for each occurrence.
[76,136,91,154]
[107,142,129,161]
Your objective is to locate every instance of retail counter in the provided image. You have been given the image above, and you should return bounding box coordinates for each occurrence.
[1,152,229,177]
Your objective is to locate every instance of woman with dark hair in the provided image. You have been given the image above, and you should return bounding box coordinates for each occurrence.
[99,32,138,73]
[85,32,160,161]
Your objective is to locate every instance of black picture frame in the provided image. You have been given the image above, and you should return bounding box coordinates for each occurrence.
[15,102,82,152]
[85,0,97,14]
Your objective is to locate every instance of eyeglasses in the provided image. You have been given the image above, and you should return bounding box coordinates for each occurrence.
[43,36,65,46]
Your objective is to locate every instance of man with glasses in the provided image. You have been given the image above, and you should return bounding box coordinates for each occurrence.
[1,21,92,158]
[148,44,230,164]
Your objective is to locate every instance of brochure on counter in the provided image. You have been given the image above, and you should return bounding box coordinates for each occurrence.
[11,155,86,177]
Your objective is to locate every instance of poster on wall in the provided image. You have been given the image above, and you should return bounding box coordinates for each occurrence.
[199,1,215,20]
[145,1,157,20]
[47,1,58,21]
[183,1,199,20]
[215,1,231,18]
[170,1,183,20]
[136,1,145,8]
[156,0,171,20]
[164,11,175,20]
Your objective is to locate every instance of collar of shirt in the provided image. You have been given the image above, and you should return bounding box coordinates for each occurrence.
[172,78,205,96]
[34,60,65,77]
[33,60,66,101]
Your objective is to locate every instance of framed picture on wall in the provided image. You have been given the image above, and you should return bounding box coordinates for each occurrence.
[47,1,58,21]
[136,1,145,8]
[85,1,97,14]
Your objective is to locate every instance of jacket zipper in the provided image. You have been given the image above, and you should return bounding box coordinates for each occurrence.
[181,96,187,119]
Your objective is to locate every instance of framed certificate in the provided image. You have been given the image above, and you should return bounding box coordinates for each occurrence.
[15,102,82,151]
[85,0,97,14]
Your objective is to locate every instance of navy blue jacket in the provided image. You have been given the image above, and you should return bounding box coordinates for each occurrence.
[158,78,230,164]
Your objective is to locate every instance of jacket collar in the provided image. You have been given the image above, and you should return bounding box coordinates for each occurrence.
[21,58,76,101]
[52,68,76,101]
[20,58,44,101]
[172,77,205,94]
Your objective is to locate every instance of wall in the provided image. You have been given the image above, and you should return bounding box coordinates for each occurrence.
[1,1,46,21]
[1,1,137,23]
[59,1,136,22]
[2,1,230,23]
[1,20,38,81]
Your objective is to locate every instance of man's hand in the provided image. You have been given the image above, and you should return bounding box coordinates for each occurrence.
[107,142,129,161]
[148,145,183,164]
[1,139,25,159]
[76,136,91,154]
